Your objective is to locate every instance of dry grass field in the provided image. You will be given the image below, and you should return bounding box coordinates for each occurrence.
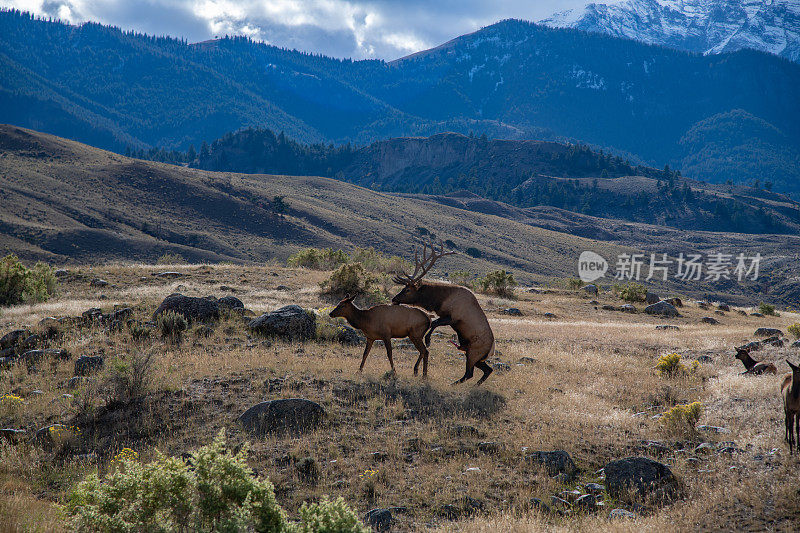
[2,262,800,532]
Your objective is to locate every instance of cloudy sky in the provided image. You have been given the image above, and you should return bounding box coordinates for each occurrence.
[2,0,590,59]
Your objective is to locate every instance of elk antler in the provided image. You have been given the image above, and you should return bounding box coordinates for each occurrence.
[392,239,455,285]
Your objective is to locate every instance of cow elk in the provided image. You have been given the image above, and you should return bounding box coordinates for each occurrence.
[734,348,777,375]
[392,240,496,385]
[781,359,800,454]
[329,295,432,376]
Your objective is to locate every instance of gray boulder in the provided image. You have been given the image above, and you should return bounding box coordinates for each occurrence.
[620,304,636,313]
[337,325,364,346]
[754,328,782,337]
[0,329,29,350]
[74,356,104,376]
[664,297,683,307]
[218,296,245,310]
[90,278,108,287]
[609,508,637,519]
[364,508,394,532]
[239,398,325,435]
[249,305,316,341]
[153,293,220,323]
[655,325,679,331]
[645,292,660,304]
[0,428,26,444]
[525,450,577,479]
[502,308,523,316]
[644,301,679,317]
[750,312,765,317]
[701,317,719,325]
[717,303,731,311]
[583,284,598,295]
[604,456,678,503]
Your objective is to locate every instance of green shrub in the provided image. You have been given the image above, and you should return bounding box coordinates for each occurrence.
[788,323,800,339]
[661,401,702,435]
[297,496,370,533]
[129,324,152,342]
[108,351,155,402]
[0,254,57,306]
[758,302,778,316]
[288,248,349,270]
[615,282,647,302]
[448,270,476,289]
[157,311,188,344]
[566,277,585,290]
[655,353,699,377]
[320,263,374,299]
[478,270,517,298]
[156,252,186,265]
[350,247,408,274]
[65,431,292,532]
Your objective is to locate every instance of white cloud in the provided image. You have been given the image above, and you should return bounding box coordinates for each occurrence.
[2,0,590,59]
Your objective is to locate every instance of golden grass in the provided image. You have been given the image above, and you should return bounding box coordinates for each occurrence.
[2,263,800,531]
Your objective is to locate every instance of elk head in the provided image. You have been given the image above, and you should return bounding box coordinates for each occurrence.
[391,240,454,304]
[329,294,356,318]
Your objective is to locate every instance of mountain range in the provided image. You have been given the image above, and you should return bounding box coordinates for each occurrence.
[541,0,800,63]
[2,10,799,194]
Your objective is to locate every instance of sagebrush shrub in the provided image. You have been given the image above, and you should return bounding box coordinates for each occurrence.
[758,302,778,316]
[661,401,702,435]
[65,432,367,533]
[615,282,647,302]
[448,270,476,289]
[478,270,516,298]
[566,277,585,290]
[288,248,349,270]
[108,351,155,402]
[351,247,408,274]
[0,254,57,306]
[655,353,699,377]
[156,252,186,265]
[297,497,369,533]
[788,323,800,339]
[158,311,188,343]
[320,263,374,298]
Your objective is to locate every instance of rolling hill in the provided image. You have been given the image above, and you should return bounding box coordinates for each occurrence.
[1,125,799,305]
[2,11,800,193]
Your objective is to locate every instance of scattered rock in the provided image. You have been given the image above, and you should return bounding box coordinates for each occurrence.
[518,356,537,364]
[738,341,762,352]
[717,303,731,311]
[750,312,765,317]
[604,457,678,503]
[696,355,713,363]
[153,293,220,323]
[736,309,747,316]
[525,450,577,479]
[364,508,393,532]
[715,310,725,316]
[249,305,316,341]
[583,284,598,295]
[697,425,730,434]
[66,376,91,389]
[238,398,325,435]
[502,308,523,316]
[0,329,30,349]
[529,498,552,514]
[701,317,719,325]
[493,362,512,372]
[336,325,364,346]
[694,443,715,454]
[575,493,598,512]
[585,482,605,494]
[620,304,636,313]
[665,297,683,307]
[754,328,782,337]
[602,305,616,311]
[90,278,108,287]
[0,428,26,444]
[765,336,784,347]
[74,356,104,376]
[645,292,660,304]
[609,508,637,519]
[543,312,557,319]
[218,296,245,310]
[655,325,679,331]
[152,271,183,278]
[54,269,69,277]
[645,301,679,317]
[478,441,501,454]
[82,308,103,323]
[275,285,291,291]
[589,299,599,305]
[695,301,710,310]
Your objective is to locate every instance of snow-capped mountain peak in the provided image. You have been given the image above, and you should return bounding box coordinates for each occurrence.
[540,0,800,62]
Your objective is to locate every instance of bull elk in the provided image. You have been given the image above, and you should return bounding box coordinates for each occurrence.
[781,359,800,454]
[329,295,431,376]
[391,241,496,385]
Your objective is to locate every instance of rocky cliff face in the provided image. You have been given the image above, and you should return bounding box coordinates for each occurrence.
[541,0,800,63]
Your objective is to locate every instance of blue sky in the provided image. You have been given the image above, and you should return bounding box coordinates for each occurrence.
[2,0,590,59]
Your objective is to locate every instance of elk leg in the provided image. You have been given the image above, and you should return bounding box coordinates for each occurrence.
[384,337,396,374]
[474,360,493,386]
[795,414,799,456]
[425,316,453,347]
[359,339,375,373]
[410,335,429,377]
[453,365,474,385]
